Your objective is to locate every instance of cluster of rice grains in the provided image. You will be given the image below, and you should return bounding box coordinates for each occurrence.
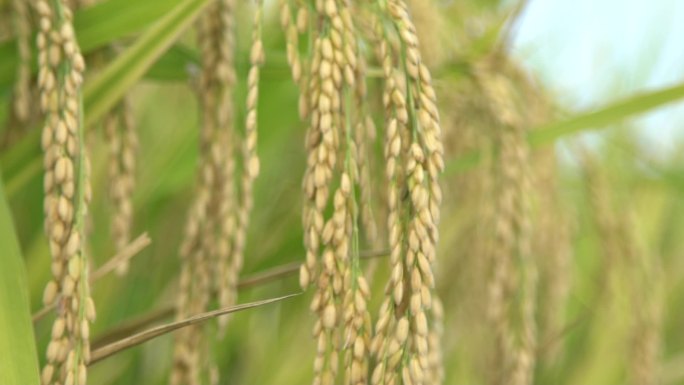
[370,3,444,385]
[36,1,95,385]
[10,0,31,124]
[286,1,444,384]
[478,66,537,385]
[0,0,37,150]
[579,150,663,385]
[103,99,138,275]
[171,1,264,384]
[293,1,371,384]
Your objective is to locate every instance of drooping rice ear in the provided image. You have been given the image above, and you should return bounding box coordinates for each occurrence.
[479,67,537,385]
[36,1,95,384]
[104,99,138,275]
[171,1,238,384]
[578,148,663,385]
[11,0,31,124]
[226,0,264,334]
[368,1,446,384]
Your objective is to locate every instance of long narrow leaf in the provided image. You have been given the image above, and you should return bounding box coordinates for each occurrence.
[0,0,185,88]
[528,82,684,146]
[83,0,212,125]
[89,293,301,365]
[445,81,684,174]
[0,177,40,385]
[75,0,184,52]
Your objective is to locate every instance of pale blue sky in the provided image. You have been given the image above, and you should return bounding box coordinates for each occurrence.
[511,0,684,156]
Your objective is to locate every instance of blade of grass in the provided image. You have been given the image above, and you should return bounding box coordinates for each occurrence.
[528,82,684,146]
[0,176,40,385]
[0,0,186,88]
[89,293,301,365]
[90,248,389,349]
[83,0,212,125]
[445,81,684,174]
[75,0,184,52]
[91,307,176,350]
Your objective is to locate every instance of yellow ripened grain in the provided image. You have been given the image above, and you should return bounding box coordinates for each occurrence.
[294,1,373,384]
[36,1,94,384]
[104,99,138,275]
[11,0,31,123]
[368,2,446,384]
[171,1,237,383]
[481,69,537,385]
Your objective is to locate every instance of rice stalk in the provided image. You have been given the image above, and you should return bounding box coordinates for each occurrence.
[342,51,373,385]
[367,1,445,384]
[579,149,663,385]
[229,0,264,333]
[295,2,368,384]
[352,56,379,247]
[480,63,537,385]
[507,60,570,369]
[171,0,237,383]
[279,0,309,119]
[625,216,663,385]
[103,98,138,275]
[36,1,95,384]
[11,0,31,124]
[532,149,571,367]
[1,0,40,150]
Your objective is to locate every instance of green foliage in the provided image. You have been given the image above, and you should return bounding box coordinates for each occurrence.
[0,176,40,385]
[83,0,212,124]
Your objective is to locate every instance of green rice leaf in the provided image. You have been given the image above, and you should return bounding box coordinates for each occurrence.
[83,0,212,126]
[0,176,40,385]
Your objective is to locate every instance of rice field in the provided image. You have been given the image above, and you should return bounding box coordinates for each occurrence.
[0,1,683,385]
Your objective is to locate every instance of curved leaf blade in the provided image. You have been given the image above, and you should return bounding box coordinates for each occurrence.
[0,0,186,89]
[0,177,40,385]
[445,81,684,174]
[89,293,301,365]
[83,0,211,125]
[529,82,684,146]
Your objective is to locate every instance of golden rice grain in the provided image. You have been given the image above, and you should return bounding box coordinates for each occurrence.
[579,150,663,385]
[480,68,537,385]
[228,0,264,335]
[293,2,375,384]
[367,2,445,384]
[11,0,31,123]
[36,1,93,384]
[172,1,237,383]
[104,99,138,275]
[280,0,308,119]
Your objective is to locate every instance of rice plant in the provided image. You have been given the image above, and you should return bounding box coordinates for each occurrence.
[0,0,681,384]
